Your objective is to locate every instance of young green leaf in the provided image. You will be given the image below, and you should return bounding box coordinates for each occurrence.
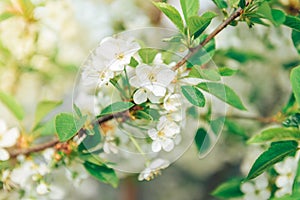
[128,56,139,68]
[248,127,300,144]
[180,0,199,23]
[218,67,238,76]
[292,30,300,54]
[246,141,298,180]
[0,12,14,22]
[188,12,217,38]
[84,161,119,188]
[78,126,101,152]
[153,2,184,33]
[99,102,135,116]
[194,128,210,153]
[187,37,215,67]
[189,67,221,81]
[55,113,86,142]
[284,15,300,31]
[181,85,205,107]
[197,82,246,110]
[33,118,56,136]
[212,0,228,9]
[73,104,83,118]
[290,65,300,107]
[212,178,244,199]
[0,91,25,120]
[271,9,286,26]
[138,48,158,64]
[34,100,62,128]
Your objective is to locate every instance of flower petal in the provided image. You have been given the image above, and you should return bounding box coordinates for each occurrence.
[162,139,174,152]
[0,120,7,133]
[133,89,147,104]
[151,141,162,152]
[0,127,20,148]
[0,148,10,161]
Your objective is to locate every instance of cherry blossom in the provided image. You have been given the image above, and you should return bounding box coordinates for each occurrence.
[148,116,180,152]
[274,156,298,197]
[138,159,170,181]
[0,120,20,161]
[240,174,271,200]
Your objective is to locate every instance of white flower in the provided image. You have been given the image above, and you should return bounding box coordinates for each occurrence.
[36,182,49,195]
[96,37,140,71]
[0,120,20,161]
[10,161,35,188]
[163,93,181,112]
[138,159,170,181]
[130,64,176,104]
[148,116,180,152]
[240,174,271,200]
[81,54,114,87]
[103,136,119,154]
[274,156,298,197]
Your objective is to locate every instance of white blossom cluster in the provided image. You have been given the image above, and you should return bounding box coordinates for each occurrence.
[80,35,191,180]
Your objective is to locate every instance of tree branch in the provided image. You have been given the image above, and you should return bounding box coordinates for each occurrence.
[172,7,245,71]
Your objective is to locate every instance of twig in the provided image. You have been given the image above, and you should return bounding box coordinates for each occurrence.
[172,7,245,71]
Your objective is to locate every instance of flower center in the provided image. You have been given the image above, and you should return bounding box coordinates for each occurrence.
[116,53,124,60]
[148,73,156,82]
[157,131,165,137]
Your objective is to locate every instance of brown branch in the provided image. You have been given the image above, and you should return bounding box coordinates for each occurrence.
[8,4,249,159]
[172,7,245,71]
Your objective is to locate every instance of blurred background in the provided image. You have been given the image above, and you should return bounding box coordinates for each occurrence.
[0,0,299,199]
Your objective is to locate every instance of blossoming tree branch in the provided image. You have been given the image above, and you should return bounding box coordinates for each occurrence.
[0,0,300,199]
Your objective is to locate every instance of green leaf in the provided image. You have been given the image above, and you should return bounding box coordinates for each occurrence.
[34,100,62,128]
[187,36,215,67]
[292,30,300,54]
[34,118,56,136]
[188,12,217,38]
[189,67,221,81]
[0,91,24,120]
[55,113,86,142]
[284,15,300,31]
[255,2,273,22]
[99,102,135,117]
[210,117,225,135]
[293,158,300,194]
[194,128,210,153]
[229,0,240,8]
[0,12,14,22]
[128,57,139,68]
[138,48,158,64]
[271,9,286,26]
[180,0,199,23]
[153,2,184,33]
[212,178,244,198]
[238,0,246,8]
[197,82,246,110]
[73,104,83,118]
[218,67,238,76]
[225,119,248,139]
[212,0,228,9]
[246,141,298,180]
[78,126,101,152]
[84,161,119,188]
[248,128,300,144]
[181,85,205,107]
[290,66,300,107]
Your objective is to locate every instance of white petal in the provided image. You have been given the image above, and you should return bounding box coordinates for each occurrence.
[109,60,124,71]
[0,120,7,133]
[148,92,161,103]
[133,89,147,104]
[149,158,170,169]
[162,139,174,152]
[148,84,166,97]
[0,148,9,161]
[151,141,162,152]
[255,175,269,189]
[163,122,180,137]
[157,116,167,130]
[36,183,49,195]
[136,64,152,82]
[258,189,271,200]
[0,127,20,148]
[240,182,255,193]
[129,76,141,88]
[276,175,290,188]
[148,129,158,140]
[157,69,175,86]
